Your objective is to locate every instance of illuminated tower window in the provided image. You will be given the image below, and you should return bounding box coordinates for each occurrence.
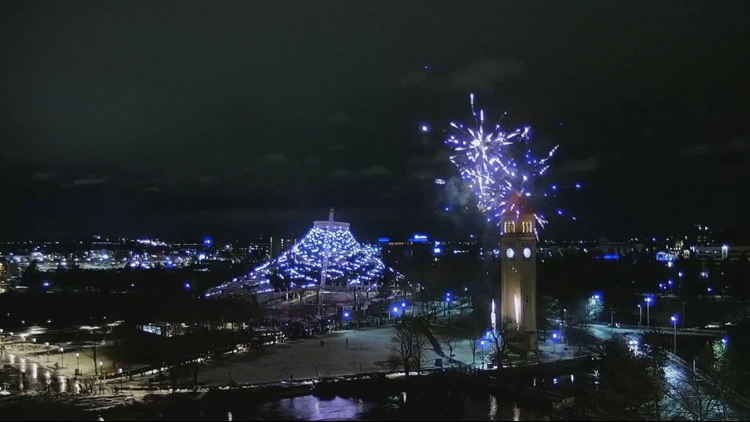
[522,221,533,233]
[504,221,516,234]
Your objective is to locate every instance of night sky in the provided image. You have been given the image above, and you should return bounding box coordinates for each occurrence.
[1,2,749,241]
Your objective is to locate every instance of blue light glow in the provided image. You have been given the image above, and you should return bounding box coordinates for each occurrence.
[204,237,212,246]
[377,237,390,243]
[42,281,49,288]
[204,218,398,299]
[433,247,442,255]
[184,282,191,290]
[603,254,619,261]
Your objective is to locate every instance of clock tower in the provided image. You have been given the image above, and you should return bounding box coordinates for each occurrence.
[495,192,538,351]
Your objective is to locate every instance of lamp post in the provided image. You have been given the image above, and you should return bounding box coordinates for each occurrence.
[446,297,452,326]
[60,347,64,369]
[45,342,50,362]
[76,353,80,374]
[389,306,399,322]
[645,297,652,327]
[671,315,678,355]
[682,302,687,330]
[118,368,123,390]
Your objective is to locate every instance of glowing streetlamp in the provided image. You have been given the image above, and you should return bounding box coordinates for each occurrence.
[76,353,80,373]
[645,297,653,327]
[118,367,124,389]
[389,306,400,321]
[45,342,50,362]
[60,347,64,368]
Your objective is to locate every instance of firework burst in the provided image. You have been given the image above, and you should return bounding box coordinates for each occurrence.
[443,94,578,230]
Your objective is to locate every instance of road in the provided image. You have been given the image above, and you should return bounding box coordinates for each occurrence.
[589,323,747,420]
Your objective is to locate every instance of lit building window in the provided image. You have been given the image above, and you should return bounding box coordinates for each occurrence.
[504,222,516,233]
[522,221,533,233]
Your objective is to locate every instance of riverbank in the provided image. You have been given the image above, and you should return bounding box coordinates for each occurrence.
[2,368,586,421]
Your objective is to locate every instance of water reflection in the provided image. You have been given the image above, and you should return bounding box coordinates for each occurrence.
[489,395,497,420]
[263,396,371,421]
[0,352,71,394]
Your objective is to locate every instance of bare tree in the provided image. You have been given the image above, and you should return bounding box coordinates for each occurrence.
[411,327,429,375]
[666,372,726,421]
[387,321,415,376]
[469,332,478,366]
[442,337,459,368]
[487,317,517,369]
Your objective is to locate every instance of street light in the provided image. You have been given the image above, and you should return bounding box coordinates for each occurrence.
[446,296,452,325]
[722,337,728,347]
[671,315,679,354]
[45,342,50,362]
[389,306,399,321]
[118,368,123,390]
[60,347,64,368]
[645,297,653,327]
[76,353,80,374]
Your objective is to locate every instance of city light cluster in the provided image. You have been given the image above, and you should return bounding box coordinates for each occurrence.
[206,223,393,298]
[443,94,578,230]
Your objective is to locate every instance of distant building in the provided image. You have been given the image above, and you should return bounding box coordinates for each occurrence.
[693,245,750,262]
[271,236,297,257]
[0,258,7,285]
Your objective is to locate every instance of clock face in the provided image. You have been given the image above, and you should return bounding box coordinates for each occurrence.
[523,247,532,259]
[506,248,515,259]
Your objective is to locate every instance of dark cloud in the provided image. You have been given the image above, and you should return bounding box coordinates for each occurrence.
[326,112,352,125]
[680,138,750,159]
[408,168,436,181]
[71,176,108,187]
[329,169,352,180]
[407,151,450,167]
[560,157,601,174]
[1,2,749,240]
[404,58,524,93]
[31,172,55,181]
[244,152,291,172]
[359,165,391,177]
[304,157,324,167]
[197,176,214,186]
